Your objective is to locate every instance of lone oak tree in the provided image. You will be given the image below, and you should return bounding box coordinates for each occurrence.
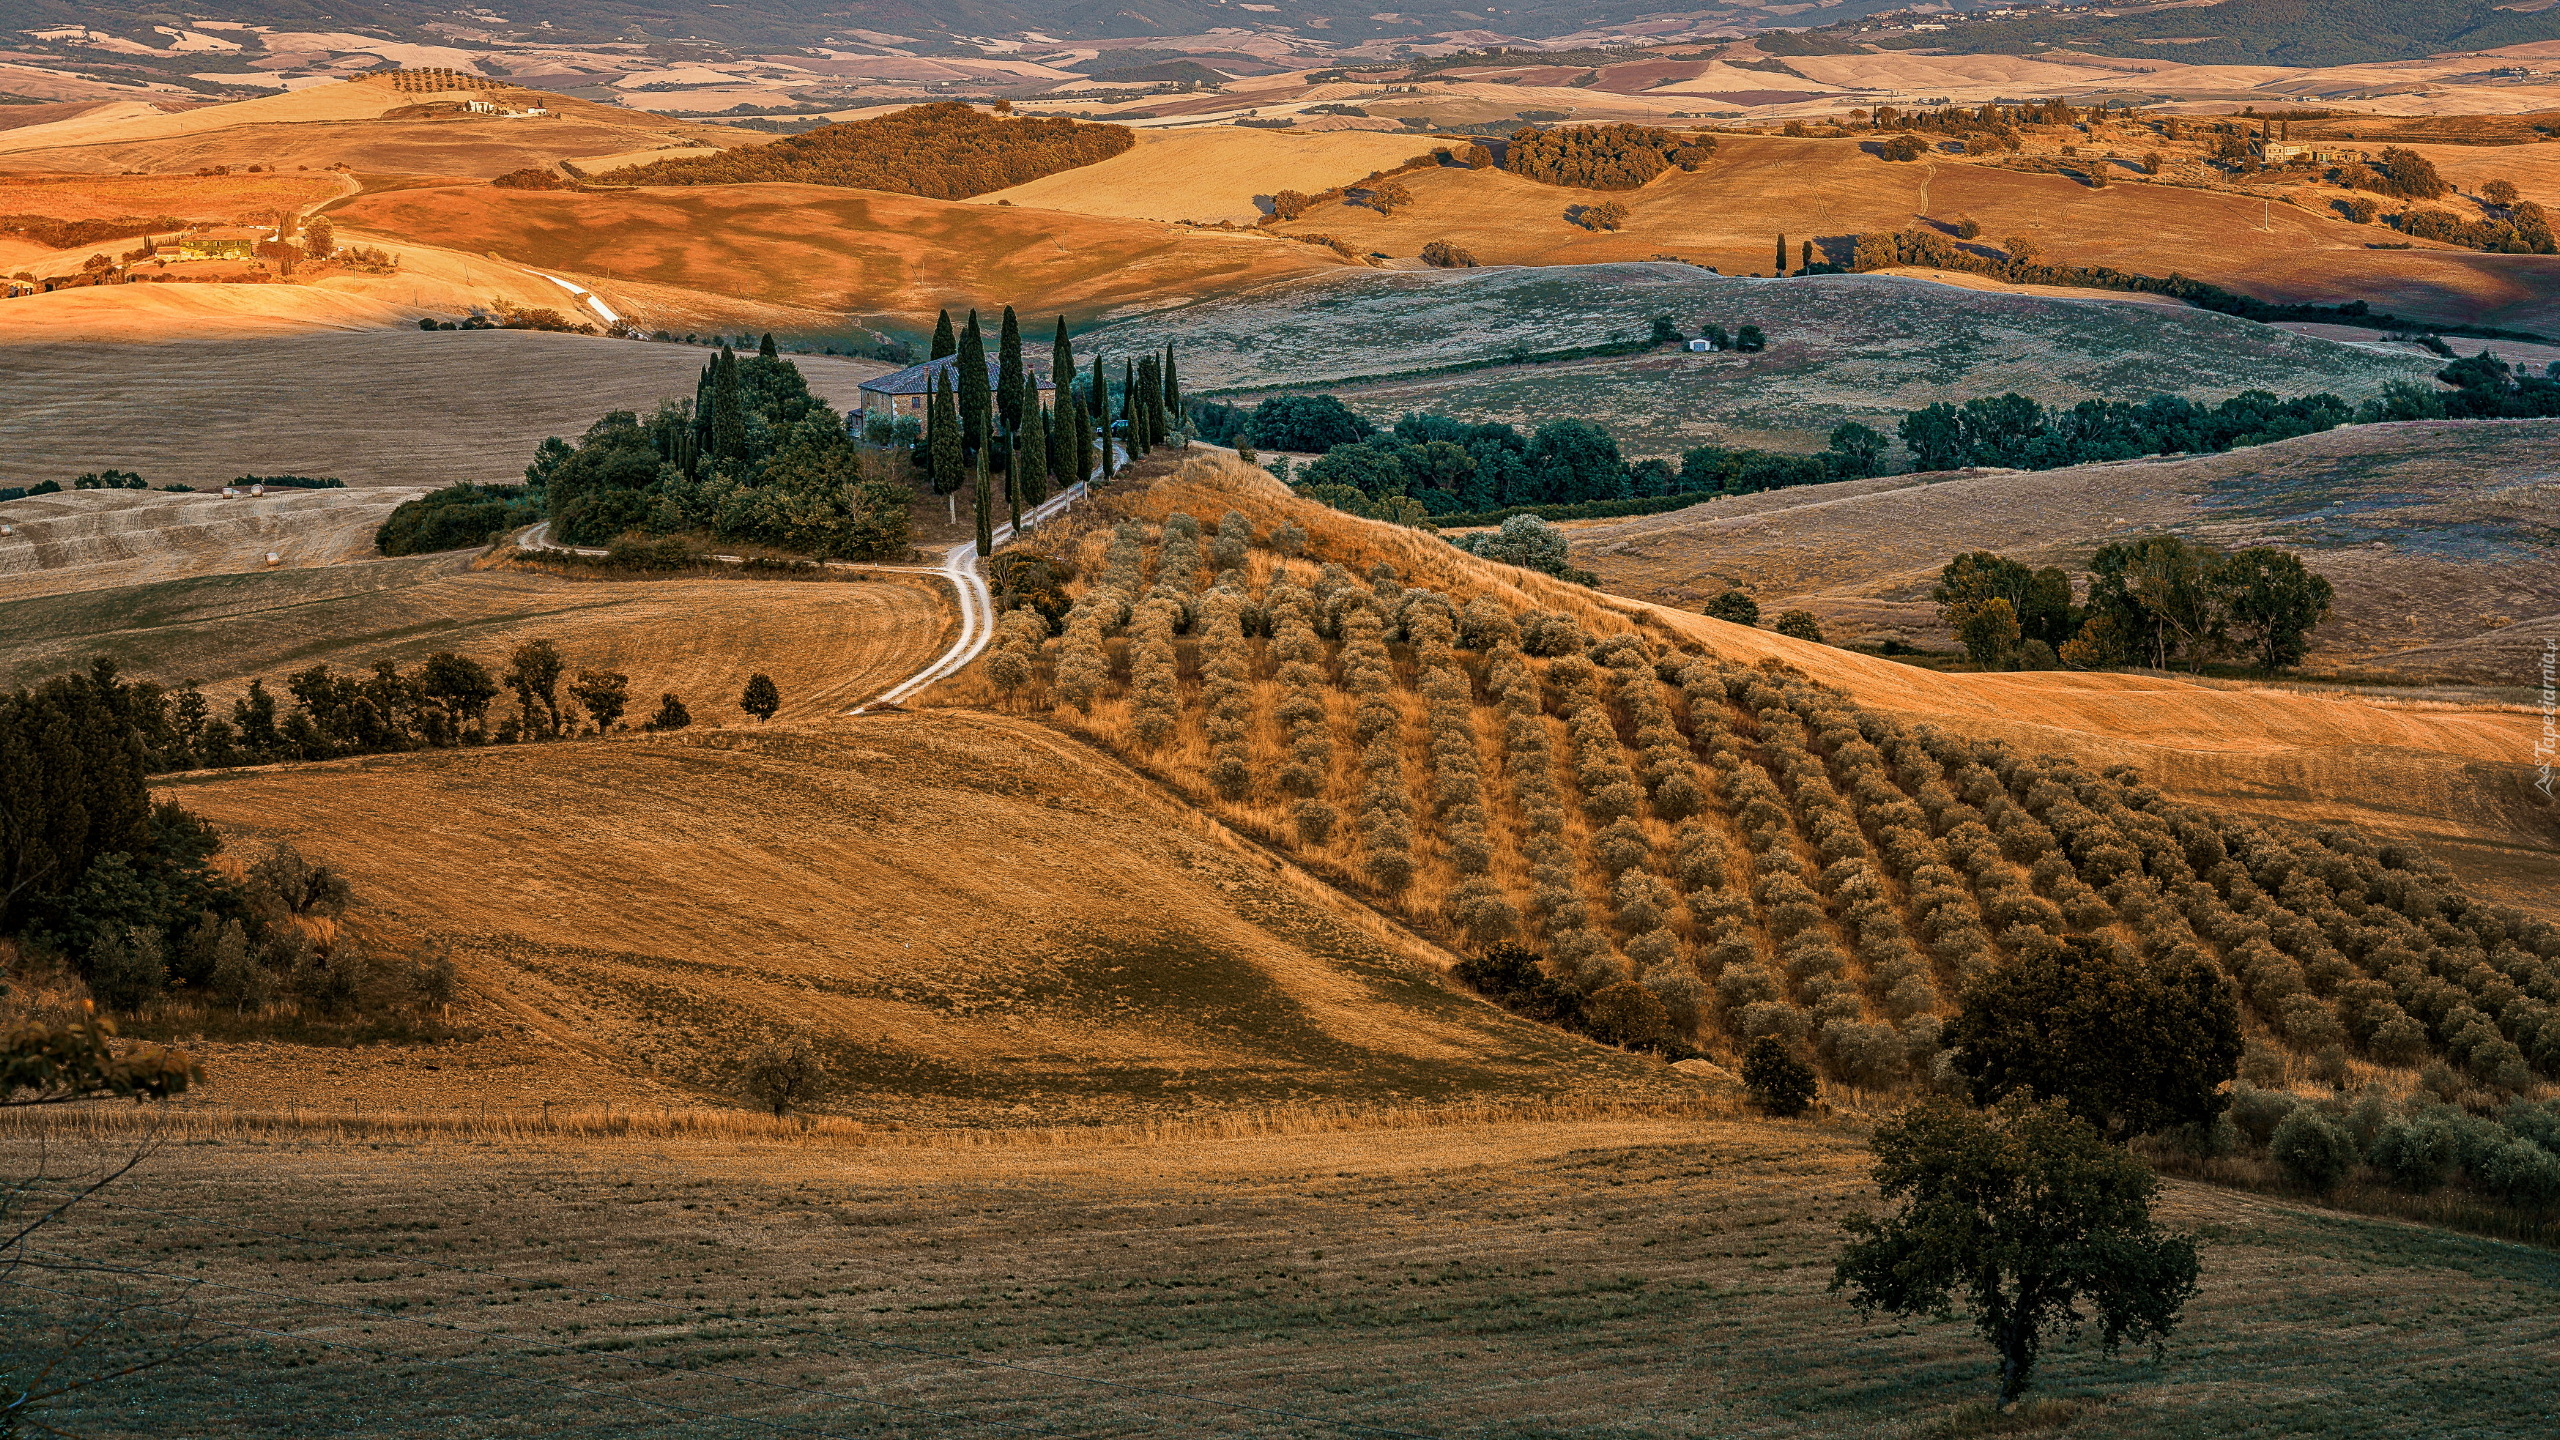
[1944,936,2242,1142]
[1833,1095,2201,1407]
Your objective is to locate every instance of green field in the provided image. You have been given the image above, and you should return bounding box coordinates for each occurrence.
[1097,265,2442,456]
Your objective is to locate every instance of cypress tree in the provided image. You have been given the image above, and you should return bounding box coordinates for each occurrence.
[1089,353,1107,421]
[930,309,956,360]
[996,306,1024,435]
[1161,344,1182,433]
[1051,316,1073,424]
[957,312,990,458]
[927,370,962,497]
[1047,376,1073,487]
[1146,351,1167,443]
[708,346,748,464]
[1077,397,1101,482]
[972,444,994,557]
[757,332,778,359]
[1121,360,1138,451]
[1803,239,1814,270]
[1776,233,1788,275]
[1018,393,1048,508]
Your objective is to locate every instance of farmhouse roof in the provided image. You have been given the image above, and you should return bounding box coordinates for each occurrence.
[859,355,1056,397]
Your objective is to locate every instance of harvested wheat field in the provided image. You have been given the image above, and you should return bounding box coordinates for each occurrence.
[0,331,890,492]
[1555,419,2560,677]
[0,485,424,603]
[5,1110,2554,1438]
[0,82,427,161]
[0,556,950,716]
[331,180,1346,327]
[0,84,755,179]
[968,127,1452,224]
[0,171,345,225]
[152,712,1663,1119]
[1097,263,2438,453]
[1258,135,2560,334]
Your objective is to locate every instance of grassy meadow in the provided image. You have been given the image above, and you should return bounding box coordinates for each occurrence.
[4,1113,2555,1438]
[1092,266,2441,454]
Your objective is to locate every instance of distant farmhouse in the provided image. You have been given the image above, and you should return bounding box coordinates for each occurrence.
[857,356,1055,424]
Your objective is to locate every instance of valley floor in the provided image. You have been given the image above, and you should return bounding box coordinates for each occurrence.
[5,1112,2555,1439]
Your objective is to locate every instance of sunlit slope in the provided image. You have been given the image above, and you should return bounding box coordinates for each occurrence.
[1256,134,2560,334]
[333,180,1346,324]
[0,558,949,721]
[1558,419,2560,678]
[158,715,1667,1120]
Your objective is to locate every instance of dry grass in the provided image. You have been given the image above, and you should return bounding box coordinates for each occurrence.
[138,712,1681,1121]
[967,127,1449,224]
[0,87,758,180]
[0,330,889,493]
[0,171,343,223]
[2,1109,2552,1438]
[1556,419,2560,679]
[330,179,1345,326]
[1255,134,2560,334]
[0,556,949,715]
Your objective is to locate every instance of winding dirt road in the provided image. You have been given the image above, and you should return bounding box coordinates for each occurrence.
[516,478,1089,713]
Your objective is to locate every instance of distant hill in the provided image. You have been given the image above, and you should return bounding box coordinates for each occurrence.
[610,102,1135,199]
[25,0,2027,51]
[1859,0,2560,68]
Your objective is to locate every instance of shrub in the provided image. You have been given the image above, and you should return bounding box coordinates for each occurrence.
[1743,1035,1817,1115]
[1420,240,1480,268]
[1703,591,1759,626]
[2475,1139,2560,1208]
[2270,1107,2355,1193]
[492,167,567,189]
[2366,1119,2456,1193]
[1583,981,1674,1050]
[1773,610,1824,643]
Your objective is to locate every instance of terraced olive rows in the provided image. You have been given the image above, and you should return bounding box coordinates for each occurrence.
[1001,516,2560,1092]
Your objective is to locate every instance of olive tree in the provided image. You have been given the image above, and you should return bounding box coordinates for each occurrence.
[1833,1095,2201,1407]
[1944,936,2242,1142]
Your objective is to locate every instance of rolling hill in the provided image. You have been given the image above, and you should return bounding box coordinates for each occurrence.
[1246,134,2560,336]
[0,331,890,491]
[157,711,1670,1122]
[1554,418,2560,685]
[330,179,1347,328]
[1095,262,2442,453]
[0,81,766,179]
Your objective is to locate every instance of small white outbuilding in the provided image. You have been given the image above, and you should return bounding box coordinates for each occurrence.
[1687,338,1716,353]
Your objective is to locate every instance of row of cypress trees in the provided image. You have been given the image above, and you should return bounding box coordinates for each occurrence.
[918,305,1185,555]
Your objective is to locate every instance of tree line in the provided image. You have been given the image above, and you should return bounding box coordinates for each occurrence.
[524,334,912,561]
[1929,541,2334,675]
[0,661,451,1032]
[608,102,1137,199]
[1897,388,2361,472]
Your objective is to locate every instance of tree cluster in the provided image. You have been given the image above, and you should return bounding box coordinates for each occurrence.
[1504,123,1716,191]
[612,103,1138,200]
[2065,535,2334,673]
[375,482,543,556]
[528,339,910,561]
[0,661,460,1029]
[1897,388,2357,473]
